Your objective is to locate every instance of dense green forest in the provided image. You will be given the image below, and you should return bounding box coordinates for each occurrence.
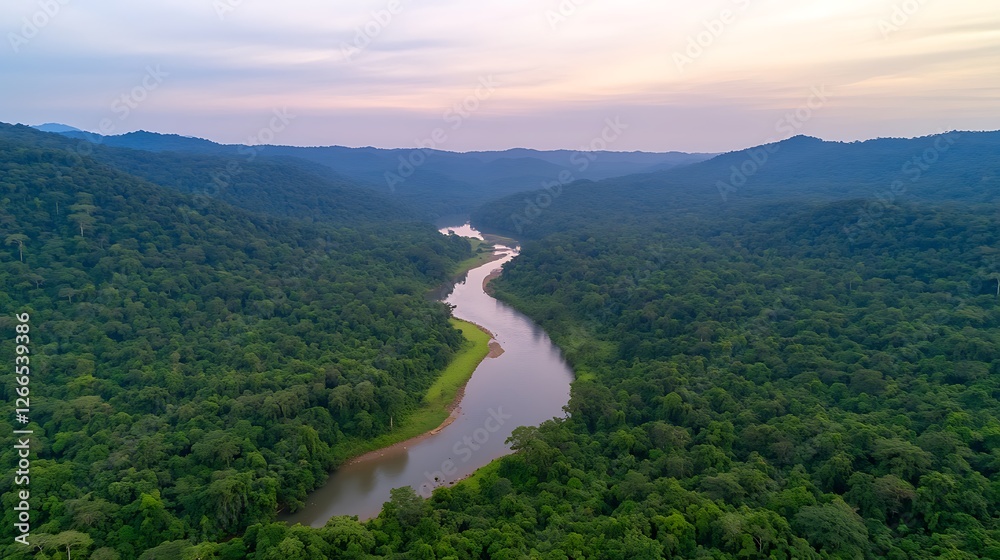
[4,124,1000,558]
[482,203,1000,558]
[0,136,477,558]
[0,124,414,225]
[203,200,1000,559]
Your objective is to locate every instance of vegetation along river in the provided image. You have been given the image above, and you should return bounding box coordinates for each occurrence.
[281,224,574,526]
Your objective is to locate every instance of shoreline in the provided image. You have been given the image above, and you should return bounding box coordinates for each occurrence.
[282,229,527,525]
[488,340,505,358]
[343,319,497,466]
[482,233,520,248]
[483,268,503,295]
[450,245,508,280]
[332,240,518,471]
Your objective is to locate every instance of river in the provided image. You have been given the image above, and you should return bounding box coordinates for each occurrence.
[281,224,574,526]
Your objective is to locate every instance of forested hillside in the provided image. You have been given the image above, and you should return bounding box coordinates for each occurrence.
[0,138,476,558]
[50,127,711,219]
[1,124,414,225]
[473,132,1000,239]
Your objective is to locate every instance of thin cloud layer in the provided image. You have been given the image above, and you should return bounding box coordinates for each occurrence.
[2,0,997,151]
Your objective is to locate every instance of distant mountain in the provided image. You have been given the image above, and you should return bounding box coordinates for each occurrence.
[31,122,83,133]
[472,131,1000,238]
[0,123,415,225]
[658,132,998,205]
[52,128,715,219]
[466,147,711,178]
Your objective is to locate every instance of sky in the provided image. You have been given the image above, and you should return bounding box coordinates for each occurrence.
[2,0,998,153]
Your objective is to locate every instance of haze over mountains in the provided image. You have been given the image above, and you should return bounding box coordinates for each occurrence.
[32,123,712,220]
[15,122,1000,242]
[2,123,413,226]
[474,131,1000,238]
[14,122,1000,242]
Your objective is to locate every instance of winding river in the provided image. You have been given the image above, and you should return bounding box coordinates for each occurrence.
[281,224,574,526]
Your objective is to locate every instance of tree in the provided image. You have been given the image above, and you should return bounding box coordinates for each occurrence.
[25,272,43,289]
[207,471,254,532]
[6,233,27,261]
[386,486,426,528]
[59,286,78,303]
[653,513,695,555]
[319,517,376,554]
[845,271,863,293]
[68,194,98,237]
[138,540,192,560]
[36,531,94,560]
[792,500,870,558]
[65,494,117,530]
[263,537,308,560]
[91,548,121,560]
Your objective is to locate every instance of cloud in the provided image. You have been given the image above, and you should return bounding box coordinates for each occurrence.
[1,0,997,151]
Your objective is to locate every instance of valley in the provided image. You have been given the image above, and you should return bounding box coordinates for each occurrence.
[4,3,997,557]
[0,124,998,559]
[283,225,573,526]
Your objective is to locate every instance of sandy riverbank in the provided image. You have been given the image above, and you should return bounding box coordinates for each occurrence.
[488,340,505,358]
[483,268,503,295]
[344,320,500,466]
[450,247,508,280]
[342,245,514,468]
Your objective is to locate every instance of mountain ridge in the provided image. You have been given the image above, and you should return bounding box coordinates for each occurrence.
[472,130,1000,238]
[43,125,715,218]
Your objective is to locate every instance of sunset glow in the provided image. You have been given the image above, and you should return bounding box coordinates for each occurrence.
[3,0,997,151]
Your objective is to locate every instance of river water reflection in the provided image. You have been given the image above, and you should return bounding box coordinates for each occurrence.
[281,225,573,526]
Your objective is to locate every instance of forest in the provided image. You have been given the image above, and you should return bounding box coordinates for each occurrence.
[0,124,415,226]
[197,201,1000,559]
[2,125,1000,558]
[210,134,999,559]
[52,127,710,220]
[0,133,477,558]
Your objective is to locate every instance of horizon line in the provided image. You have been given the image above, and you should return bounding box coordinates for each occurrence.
[16,120,999,157]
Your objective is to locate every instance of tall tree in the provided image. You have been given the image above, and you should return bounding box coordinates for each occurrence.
[5,233,26,261]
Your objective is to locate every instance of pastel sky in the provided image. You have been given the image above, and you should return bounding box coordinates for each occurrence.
[2,0,998,152]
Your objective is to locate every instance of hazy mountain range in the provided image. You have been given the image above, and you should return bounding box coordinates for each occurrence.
[31,123,714,219]
[473,130,1000,238]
